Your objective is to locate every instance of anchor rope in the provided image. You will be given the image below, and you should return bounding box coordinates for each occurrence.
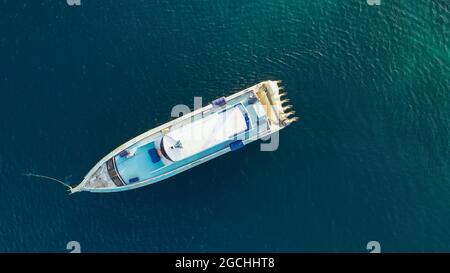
[23,173,73,190]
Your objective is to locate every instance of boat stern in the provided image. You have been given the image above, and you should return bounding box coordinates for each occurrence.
[256,80,298,130]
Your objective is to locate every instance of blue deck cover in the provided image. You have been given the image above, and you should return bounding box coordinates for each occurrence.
[128,177,140,183]
[212,97,227,107]
[244,113,250,131]
[148,148,161,163]
[230,140,244,151]
[119,150,129,158]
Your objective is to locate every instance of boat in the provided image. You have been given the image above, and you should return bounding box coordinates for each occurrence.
[71,80,298,193]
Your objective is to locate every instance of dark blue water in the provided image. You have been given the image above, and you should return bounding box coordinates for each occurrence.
[0,0,449,252]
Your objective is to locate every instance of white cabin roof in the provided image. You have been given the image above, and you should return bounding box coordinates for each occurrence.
[162,106,247,161]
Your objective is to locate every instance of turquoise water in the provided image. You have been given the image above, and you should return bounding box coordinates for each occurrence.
[0,0,449,252]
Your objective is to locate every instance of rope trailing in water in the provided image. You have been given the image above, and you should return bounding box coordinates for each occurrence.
[23,173,73,190]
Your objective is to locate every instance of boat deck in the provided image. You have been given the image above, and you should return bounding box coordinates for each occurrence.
[114,91,263,185]
[115,141,166,184]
